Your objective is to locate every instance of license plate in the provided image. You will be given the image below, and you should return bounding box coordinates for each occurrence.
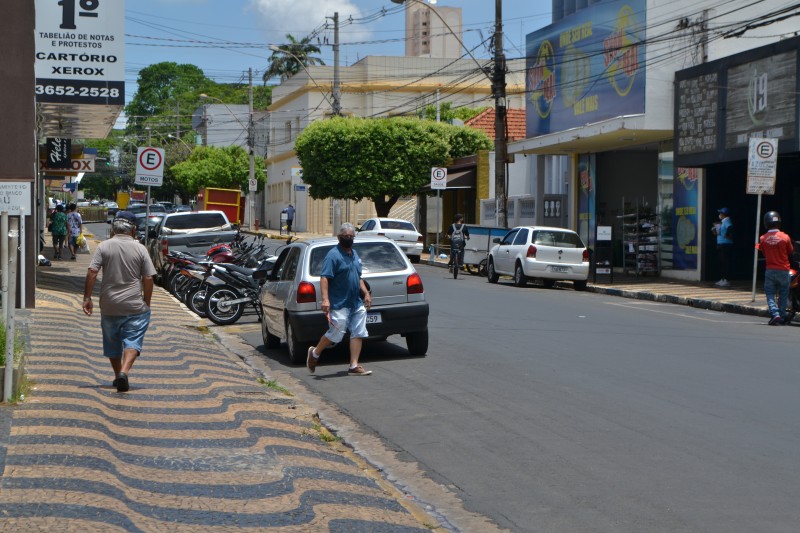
[550,265,569,273]
[366,312,382,324]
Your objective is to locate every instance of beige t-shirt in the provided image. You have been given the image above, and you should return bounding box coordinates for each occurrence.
[88,234,157,316]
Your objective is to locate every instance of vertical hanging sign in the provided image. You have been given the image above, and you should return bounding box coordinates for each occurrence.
[34,0,125,105]
[46,137,72,169]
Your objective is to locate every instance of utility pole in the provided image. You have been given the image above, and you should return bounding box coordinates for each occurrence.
[494,0,508,228]
[248,67,256,231]
[332,12,341,116]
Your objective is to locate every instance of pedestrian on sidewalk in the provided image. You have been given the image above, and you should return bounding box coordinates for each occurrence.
[50,203,67,260]
[285,203,295,233]
[307,222,373,376]
[66,202,82,260]
[712,207,734,287]
[82,211,157,391]
[758,211,794,326]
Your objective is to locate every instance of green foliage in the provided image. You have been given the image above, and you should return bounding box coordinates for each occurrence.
[170,145,265,197]
[295,117,490,216]
[417,103,490,123]
[263,34,325,83]
[0,318,24,367]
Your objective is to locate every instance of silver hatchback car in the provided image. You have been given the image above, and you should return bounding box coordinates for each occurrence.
[258,236,430,364]
[487,226,590,290]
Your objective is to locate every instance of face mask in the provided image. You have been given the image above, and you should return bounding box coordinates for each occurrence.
[339,236,354,248]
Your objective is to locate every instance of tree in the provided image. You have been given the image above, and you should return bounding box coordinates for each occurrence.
[417,103,490,123]
[170,145,265,198]
[263,34,325,83]
[295,117,492,217]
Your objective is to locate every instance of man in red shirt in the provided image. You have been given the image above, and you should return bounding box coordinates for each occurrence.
[759,211,794,325]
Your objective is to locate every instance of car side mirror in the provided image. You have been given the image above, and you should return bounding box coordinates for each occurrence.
[492,237,501,243]
[252,268,268,281]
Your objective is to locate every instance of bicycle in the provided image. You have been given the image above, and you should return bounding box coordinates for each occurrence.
[451,244,464,279]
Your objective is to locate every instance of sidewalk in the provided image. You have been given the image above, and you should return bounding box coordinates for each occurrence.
[0,242,438,531]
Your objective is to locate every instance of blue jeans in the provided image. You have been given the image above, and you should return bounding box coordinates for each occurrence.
[764,269,790,319]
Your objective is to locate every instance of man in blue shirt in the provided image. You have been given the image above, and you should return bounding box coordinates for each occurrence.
[307,223,373,376]
[712,207,734,287]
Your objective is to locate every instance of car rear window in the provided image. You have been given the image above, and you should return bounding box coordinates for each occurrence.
[309,242,408,275]
[127,204,166,215]
[533,230,585,248]
[163,213,231,231]
[381,220,416,231]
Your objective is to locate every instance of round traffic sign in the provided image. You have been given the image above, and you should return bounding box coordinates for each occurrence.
[138,147,163,171]
[432,168,446,181]
[756,140,775,159]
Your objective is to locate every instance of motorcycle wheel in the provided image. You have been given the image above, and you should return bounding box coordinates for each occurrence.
[185,284,208,318]
[168,272,187,297]
[204,285,245,325]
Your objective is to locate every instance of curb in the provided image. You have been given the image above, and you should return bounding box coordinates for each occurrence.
[585,285,770,318]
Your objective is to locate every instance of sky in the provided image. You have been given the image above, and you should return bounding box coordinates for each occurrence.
[122,0,551,125]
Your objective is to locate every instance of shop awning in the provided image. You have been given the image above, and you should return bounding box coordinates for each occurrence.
[422,168,476,190]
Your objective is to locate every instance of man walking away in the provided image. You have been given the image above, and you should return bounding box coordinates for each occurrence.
[82,211,157,391]
[307,223,373,376]
[66,202,82,260]
[712,207,733,287]
[286,204,295,233]
[758,211,794,326]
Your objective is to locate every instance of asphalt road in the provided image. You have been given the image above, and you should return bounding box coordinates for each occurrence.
[90,227,800,532]
[237,260,800,533]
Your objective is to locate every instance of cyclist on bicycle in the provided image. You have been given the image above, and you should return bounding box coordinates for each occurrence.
[447,214,470,278]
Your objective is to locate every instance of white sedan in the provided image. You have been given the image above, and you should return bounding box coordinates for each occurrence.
[357,218,423,263]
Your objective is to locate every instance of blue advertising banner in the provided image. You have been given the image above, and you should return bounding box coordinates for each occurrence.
[526,0,646,136]
[672,168,699,269]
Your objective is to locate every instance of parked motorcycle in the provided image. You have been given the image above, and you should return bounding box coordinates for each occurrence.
[202,259,274,325]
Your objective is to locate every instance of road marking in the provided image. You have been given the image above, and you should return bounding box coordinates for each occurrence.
[604,301,757,323]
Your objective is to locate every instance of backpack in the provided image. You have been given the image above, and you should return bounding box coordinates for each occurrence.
[451,224,465,249]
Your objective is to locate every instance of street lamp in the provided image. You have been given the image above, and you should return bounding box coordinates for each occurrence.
[167,133,194,152]
[390,0,508,228]
[200,91,256,231]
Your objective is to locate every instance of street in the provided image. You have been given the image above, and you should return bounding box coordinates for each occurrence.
[233,258,800,533]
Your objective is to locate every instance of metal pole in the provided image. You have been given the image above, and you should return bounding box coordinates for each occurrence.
[4,217,19,401]
[248,67,255,231]
[19,208,25,309]
[332,12,341,116]
[1,212,8,317]
[751,193,762,302]
[435,190,440,258]
[494,0,508,228]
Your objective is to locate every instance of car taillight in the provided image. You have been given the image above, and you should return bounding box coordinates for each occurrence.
[582,249,590,262]
[417,235,423,242]
[160,238,169,256]
[527,245,537,258]
[296,281,316,303]
[407,273,424,294]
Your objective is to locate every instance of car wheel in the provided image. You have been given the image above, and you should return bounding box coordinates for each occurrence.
[478,258,488,277]
[410,255,420,264]
[513,262,527,287]
[203,285,245,325]
[542,279,556,289]
[406,329,429,356]
[573,279,588,291]
[285,318,309,365]
[487,259,499,283]
[261,307,281,349]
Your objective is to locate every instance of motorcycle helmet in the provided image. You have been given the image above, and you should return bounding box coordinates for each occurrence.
[763,211,781,229]
[207,243,232,259]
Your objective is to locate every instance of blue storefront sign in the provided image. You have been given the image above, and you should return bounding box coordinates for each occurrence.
[672,168,699,269]
[526,0,646,136]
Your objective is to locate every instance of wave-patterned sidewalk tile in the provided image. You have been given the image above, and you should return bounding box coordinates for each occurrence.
[0,264,434,532]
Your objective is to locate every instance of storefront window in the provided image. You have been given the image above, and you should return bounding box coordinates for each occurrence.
[660,150,701,271]
[658,152,674,269]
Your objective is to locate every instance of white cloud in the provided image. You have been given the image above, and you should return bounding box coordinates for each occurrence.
[247,0,369,44]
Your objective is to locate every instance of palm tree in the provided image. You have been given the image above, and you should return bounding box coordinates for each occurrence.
[263,34,326,83]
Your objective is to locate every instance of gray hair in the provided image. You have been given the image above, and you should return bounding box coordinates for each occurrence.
[111,219,136,236]
[338,222,356,236]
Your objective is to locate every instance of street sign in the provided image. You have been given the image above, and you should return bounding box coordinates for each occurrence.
[431,167,447,190]
[248,178,258,192]
[294,184,306,192]
[135,147,165,187]
[746,137,777,195]
[0,182,32,215]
